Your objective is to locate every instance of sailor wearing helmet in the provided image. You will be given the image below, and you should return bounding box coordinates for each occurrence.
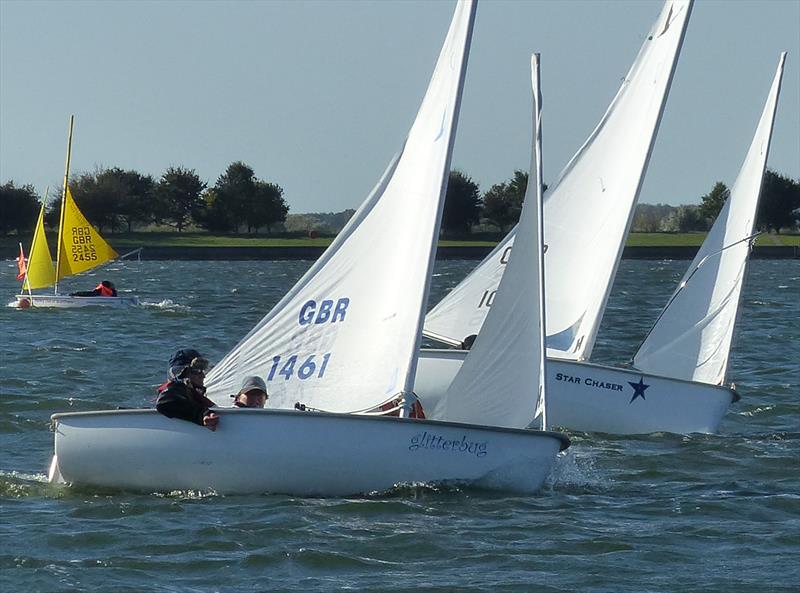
[155,349,219,431]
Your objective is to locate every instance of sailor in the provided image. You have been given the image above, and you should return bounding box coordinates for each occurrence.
[231,376,268,408]
[156,349,219,431]
[70,280,118,297]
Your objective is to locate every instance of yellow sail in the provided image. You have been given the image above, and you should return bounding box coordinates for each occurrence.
[23,204,56,290]
[56,187,118,280]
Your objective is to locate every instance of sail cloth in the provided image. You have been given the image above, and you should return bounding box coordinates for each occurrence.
[423,0,692,361]
[633,53,786,385]
[205,0,477,412]
[23,204,56,291]
[56,187,118,280]
[433,54,547,430]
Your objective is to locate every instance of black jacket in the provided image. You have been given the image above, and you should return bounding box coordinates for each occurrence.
[156,379,217,426]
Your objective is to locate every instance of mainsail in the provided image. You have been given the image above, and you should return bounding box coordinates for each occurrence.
[22,204,57,291]
[432,54,547,430]
[55,186,119,281]
[633,53,786,385]
[205,0,477,412]
[423,0,692,361]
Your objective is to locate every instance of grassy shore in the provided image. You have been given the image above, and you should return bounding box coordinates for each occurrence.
[2,231,798,254]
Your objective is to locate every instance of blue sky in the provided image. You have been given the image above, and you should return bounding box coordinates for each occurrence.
[1,0,798,213]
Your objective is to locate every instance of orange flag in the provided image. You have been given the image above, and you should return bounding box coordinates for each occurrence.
[16,243,27,280]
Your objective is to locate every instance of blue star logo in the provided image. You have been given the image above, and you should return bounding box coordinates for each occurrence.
[628,376,650,403]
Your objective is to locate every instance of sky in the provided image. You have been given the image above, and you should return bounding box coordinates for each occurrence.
[1,0,798,214]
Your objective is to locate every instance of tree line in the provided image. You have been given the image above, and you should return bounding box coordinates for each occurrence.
[0,161,288,236]
[1,164,798,237]
[631,170,800,234]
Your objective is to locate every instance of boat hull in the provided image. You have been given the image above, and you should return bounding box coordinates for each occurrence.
[415,349,737,435]
[50,409,569,496]
[14,294,139,308]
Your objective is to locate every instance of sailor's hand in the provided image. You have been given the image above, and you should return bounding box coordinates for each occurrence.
[203,411,219,431]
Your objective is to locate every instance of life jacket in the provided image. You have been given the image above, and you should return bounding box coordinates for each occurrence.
[156,378,216,408]
[95,283,115,297]
[379,395,425,419]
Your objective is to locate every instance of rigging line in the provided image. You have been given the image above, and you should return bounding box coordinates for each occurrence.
[628,231,761,365]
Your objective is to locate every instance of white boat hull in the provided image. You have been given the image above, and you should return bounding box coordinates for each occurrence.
[14,294,139,308]
[415,349,737,435]
[50,409,569,496]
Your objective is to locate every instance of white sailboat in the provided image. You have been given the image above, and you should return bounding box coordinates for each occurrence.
[417,39,787,435]
[49,0,568,496]
[14,116,139,309]
[416,0,736,435]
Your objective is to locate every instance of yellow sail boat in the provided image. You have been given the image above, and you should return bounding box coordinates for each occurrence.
[14,116,139,308]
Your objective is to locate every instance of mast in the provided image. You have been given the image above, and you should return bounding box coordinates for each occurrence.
[54,115,75,295]
[400,0,477,418]
[531,53,548,430]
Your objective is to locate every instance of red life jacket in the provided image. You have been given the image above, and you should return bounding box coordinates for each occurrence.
[379,396,425,419]
[95,283,115,297]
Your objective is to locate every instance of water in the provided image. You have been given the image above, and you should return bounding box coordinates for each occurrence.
[1,259,798,592]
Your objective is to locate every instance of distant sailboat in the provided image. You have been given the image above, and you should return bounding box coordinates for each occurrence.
[14,116,139,308]
[49,0,568,496]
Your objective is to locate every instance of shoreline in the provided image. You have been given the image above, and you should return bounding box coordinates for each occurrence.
[115,245,800,260]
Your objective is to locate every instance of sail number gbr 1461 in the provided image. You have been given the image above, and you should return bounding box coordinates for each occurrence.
[267,353,331,381]
[265,297,350,382]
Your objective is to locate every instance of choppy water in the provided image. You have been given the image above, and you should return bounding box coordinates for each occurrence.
[1,259,798,593]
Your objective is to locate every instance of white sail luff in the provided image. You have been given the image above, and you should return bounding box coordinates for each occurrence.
[423,0,693,362]
[432,49,546,430]
[531,53,548,430]
[633,52,787,384]
[570,0,694,361]
[205,0,477,413]
[403,0,477,399]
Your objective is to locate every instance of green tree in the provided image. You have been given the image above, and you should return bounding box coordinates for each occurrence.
[0,181,41,235]
[248,181,289,233]
[115,169,156,232]
[481,170,528,232]
[155,167,207,232]
[63,168,122,233]
[757,169,800,233]
[441,170,481,236]
[202,162,257,232]
[699,181,729,225]
[661,204,707,232]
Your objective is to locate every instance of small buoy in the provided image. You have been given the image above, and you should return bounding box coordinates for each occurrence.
[17,298,31,309]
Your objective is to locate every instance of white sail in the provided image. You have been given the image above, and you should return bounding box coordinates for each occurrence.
[424,0,692,361]
[633,53,786,385]
[205,0,476,412]
[432,54,546,430]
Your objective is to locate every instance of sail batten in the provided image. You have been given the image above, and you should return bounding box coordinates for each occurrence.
[205,0,477,413]
[423,0,693,362]
[633,53,787,385]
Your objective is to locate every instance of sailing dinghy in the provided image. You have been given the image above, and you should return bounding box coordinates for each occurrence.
[417,28,786,436]
[49,0,568,496]
[415,0,739,435]
[14,116,139,309]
